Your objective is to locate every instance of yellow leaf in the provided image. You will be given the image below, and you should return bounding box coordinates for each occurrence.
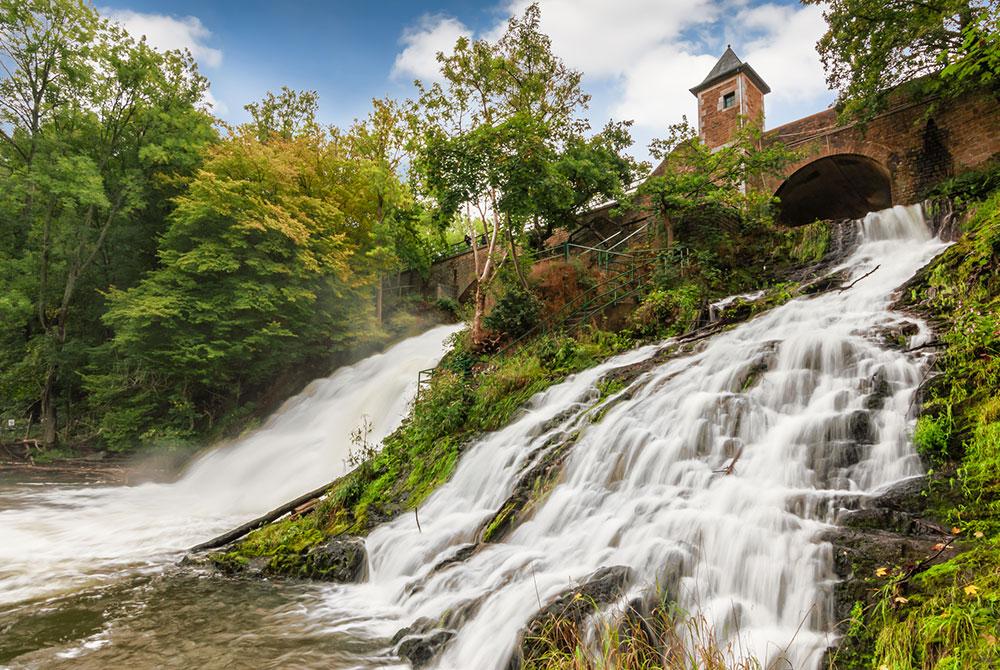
[964,584,979,597]
[983,633,997,645]
[951,526,962,534]
[932,542,946,551]
[875,567,889,577]
[974,530,985,539]
[894,596,909,604]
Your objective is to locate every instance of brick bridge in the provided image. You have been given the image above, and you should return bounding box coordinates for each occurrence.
[403,48,999,299]
[764,89,1000,225]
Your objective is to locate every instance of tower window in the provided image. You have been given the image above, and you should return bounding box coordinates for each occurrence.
[722,92,736,109]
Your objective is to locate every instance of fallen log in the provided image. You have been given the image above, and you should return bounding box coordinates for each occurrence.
[189,480,333,553]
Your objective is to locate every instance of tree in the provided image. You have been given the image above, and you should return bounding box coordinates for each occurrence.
[0,0,215,446]
[90,92,423,449]
[805,0,1000,121]
[410,3,636,345]
[628,118,796,248]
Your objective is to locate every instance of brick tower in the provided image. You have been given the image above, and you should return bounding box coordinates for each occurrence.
[690,46,770,150]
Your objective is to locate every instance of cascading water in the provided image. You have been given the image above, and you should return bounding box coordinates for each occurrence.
[303,205,947,669]
[0,324,461,608]
[0,205,949,670]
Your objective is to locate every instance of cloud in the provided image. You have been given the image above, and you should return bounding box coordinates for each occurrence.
[736,3,830,106]
[390,1,834,156]
[392,14,471,81]
[499,0,718,77]
[103,9,223,69]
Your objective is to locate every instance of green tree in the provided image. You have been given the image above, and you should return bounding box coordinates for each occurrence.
[410,3,636,345]
[805,0,1000,121]
[628,118,796,248]
[0,0,214,446]
[91,92,422,449]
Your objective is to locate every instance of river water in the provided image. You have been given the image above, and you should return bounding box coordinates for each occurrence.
[1,206,947,669]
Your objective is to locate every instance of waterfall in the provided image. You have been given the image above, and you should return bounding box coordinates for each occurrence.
[308,205,947,669]
[0,324,461,607]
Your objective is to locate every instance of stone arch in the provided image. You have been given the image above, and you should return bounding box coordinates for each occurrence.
[773,153,894,226]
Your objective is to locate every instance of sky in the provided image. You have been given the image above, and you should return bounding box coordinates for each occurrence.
[100,0,837,160]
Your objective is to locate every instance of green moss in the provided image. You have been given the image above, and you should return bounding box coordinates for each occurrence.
[834,187,1000,668]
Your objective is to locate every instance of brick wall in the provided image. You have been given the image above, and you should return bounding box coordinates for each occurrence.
[697,73,766,149]
[764,89,1000,204]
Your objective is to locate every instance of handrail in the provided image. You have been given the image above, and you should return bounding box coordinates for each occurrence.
[605,221,649,255]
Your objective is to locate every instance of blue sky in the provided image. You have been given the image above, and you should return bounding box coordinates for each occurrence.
[102,0,836,159]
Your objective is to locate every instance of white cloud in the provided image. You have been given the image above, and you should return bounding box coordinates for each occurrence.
[103,9,223,69]
[611,47,717,132]
[392,15,471,81]
[737,3,830,106]
[499,0,718,77]
[390,1,834,156]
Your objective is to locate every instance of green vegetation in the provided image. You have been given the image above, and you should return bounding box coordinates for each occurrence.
[520,599,761,670]
[807,0,999,121]
[832,182,1000,669]
[0,1,448,453]
[409,4,638,345]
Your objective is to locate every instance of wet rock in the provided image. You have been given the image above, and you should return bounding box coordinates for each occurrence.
[848,410,876,444]
[508,566,633,669]
[396,629,455,668]
[874,320,920,349]
[304,537,367,582]
[825,476,954,628]
[800,269,851,295]
[864,370,893,410]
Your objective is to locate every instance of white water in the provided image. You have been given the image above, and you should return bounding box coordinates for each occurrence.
[306,205,947,669]
[0,324,461,607]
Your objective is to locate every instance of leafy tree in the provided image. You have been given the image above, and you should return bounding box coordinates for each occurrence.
[805,0,1000,120]
[410,3,636,346]
[628,118,796,248]
[90,92,422,449]
[0,0,215,446]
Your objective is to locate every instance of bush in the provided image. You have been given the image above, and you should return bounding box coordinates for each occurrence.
[484,286,541,339]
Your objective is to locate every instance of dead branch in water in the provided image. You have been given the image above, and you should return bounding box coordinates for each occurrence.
[839,264,880,291]
[713,447,743,475]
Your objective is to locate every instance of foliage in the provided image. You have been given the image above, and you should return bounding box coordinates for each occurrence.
[409,2,637,344]
[625,118,796,248]
[806,0,1000,121]
[628,284,705,338]
[835,183,1000,668]
[86,99,431,449]
[521,599,762,670]
[0,0,216,446]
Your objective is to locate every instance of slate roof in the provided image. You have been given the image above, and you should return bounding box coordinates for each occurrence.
[689,46,771,96]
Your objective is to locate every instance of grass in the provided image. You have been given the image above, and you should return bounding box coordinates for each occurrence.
[521,599,764,670]
[832,187,1000,669]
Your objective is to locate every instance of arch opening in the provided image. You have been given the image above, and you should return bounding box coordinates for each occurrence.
[774,154,892,226]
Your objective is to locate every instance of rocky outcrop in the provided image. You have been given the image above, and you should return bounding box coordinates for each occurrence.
[209,535,367,582]
[824,476,957,627]
[507,565,633,669]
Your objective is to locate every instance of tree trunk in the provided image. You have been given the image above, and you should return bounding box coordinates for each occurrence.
[508,226,531,292]
[40,365,58,448]
[376,274,383,326]
[471,282,488,346]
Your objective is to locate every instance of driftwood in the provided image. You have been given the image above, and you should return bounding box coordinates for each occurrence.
[839,265,880,291]
[905,340,943,353]
[189,480,333,553]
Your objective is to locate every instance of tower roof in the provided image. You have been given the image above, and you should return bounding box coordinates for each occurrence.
[689,46,771,96]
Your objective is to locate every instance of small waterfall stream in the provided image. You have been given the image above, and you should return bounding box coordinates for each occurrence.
[0,324,461,608]
[308,205,947,669]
